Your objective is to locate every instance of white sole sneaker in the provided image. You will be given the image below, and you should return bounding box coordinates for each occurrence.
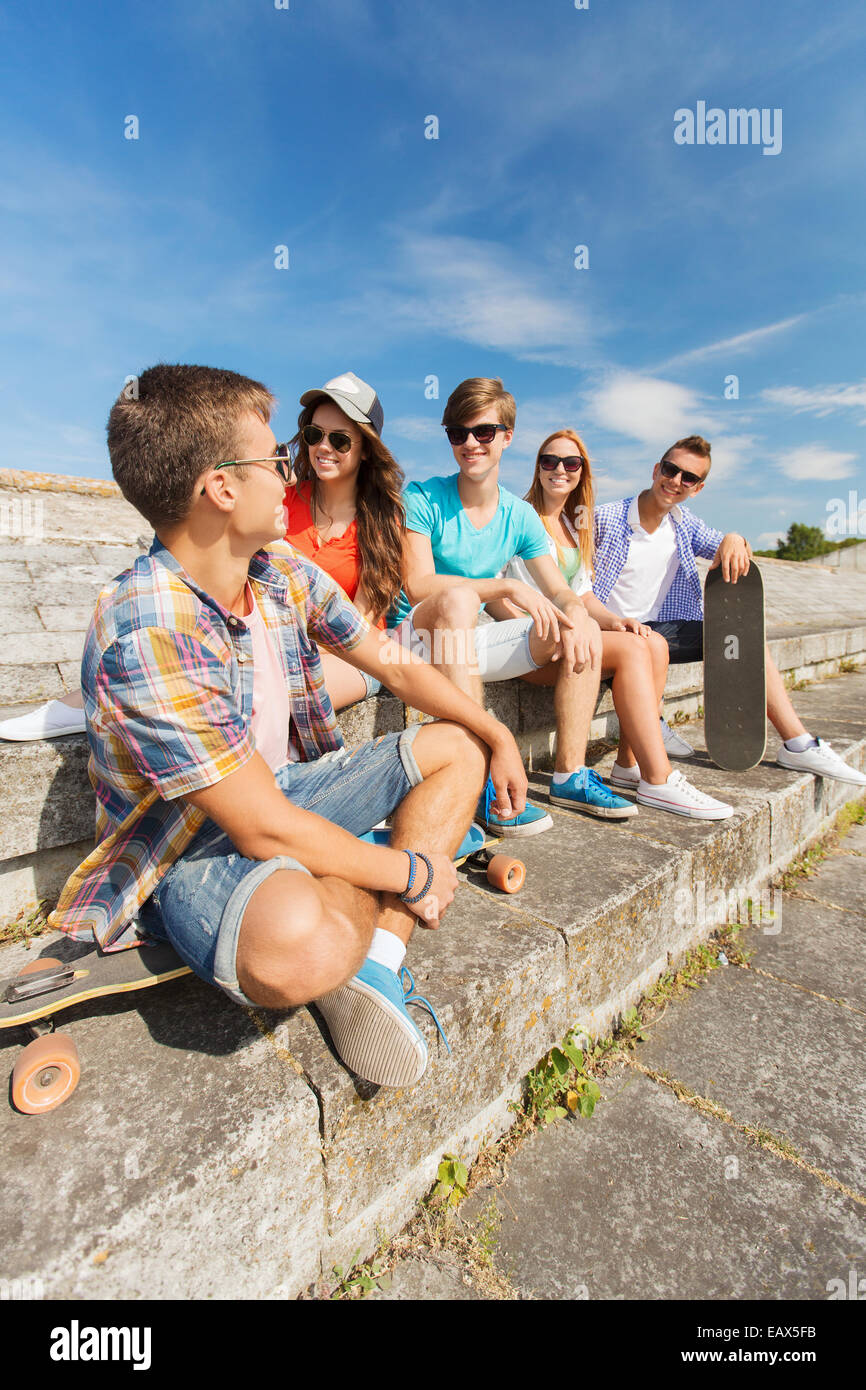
[608,764,640,791]
[776,741,866,786]
[637,771,734,820]
[315,976,427,1087]
[0,701,87,741]
[660,718,694,759]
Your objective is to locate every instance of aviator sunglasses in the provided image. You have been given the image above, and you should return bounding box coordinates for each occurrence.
[444,423,508,446]
[539,453,585,473]
[302,424,355,454]
[202,442,292,493]
[659,458,704,488]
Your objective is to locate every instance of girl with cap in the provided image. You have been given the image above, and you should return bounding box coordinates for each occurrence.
[510,429,734,818]
[284,373,405,708]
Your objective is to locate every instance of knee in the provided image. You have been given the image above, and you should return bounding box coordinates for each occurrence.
[239,877,369,1009]
[429,586,481,629]
[648,630,669,671]
[414,719,489,786]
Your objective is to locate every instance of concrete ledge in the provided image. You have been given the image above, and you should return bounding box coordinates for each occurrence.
[2,625,864,919]
[1,672,863,1297]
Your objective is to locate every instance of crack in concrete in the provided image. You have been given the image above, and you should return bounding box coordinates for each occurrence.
[738,963,866,1018]
[622,1055,866,1209]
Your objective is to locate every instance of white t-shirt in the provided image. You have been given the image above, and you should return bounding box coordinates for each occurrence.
[605,499,680,621]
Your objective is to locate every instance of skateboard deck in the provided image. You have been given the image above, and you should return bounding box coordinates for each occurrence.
[0,942,191,1115]
[703,564,767,771]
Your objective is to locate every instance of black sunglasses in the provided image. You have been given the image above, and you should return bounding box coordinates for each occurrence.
[539,453,585,473]
[201,443,292,494]
[302,424,355,454]
[444,423,508,446]
[659,458,704,488]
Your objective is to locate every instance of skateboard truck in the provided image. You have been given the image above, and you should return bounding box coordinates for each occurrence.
[4,962,77,1005]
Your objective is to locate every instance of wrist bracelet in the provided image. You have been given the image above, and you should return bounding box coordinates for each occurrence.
[402,850,417,900]
[400,851,434,905]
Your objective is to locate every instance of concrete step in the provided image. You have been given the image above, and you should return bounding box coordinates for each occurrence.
[0,673,863,1298]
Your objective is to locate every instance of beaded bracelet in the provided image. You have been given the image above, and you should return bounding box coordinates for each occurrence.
[400,851,434,905]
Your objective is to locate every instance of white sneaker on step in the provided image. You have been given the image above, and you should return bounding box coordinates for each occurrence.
[637,770,734,820]
[660,717,694,759]
[609,762,641,790]
[776,739,866,786]
[0,700,87,741]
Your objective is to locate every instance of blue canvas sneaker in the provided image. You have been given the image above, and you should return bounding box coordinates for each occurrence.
[475,776,553,838]
[548,767,638,820]
[316,960,449,1087]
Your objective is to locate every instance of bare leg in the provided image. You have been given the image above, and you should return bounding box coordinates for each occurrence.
[620,631,669,765]
[521,628,601,774]
[237,869,377,1008]
[318,648,369,711]
[410,588,485,702]
[766,647,807,741]
[599,632,669,783]
[377,720,488,945]
[59,690,85,710]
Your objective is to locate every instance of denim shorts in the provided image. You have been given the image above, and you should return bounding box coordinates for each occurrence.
[390,607,541,681]
[647,619,704,664]
[137,725,423,1006]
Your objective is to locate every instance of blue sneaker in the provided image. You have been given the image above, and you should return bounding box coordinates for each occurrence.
[476,777,553,838]
[548,768,638,820]
[316,960,449,1087]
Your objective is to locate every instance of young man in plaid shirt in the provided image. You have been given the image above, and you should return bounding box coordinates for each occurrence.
[50,364,529,1089]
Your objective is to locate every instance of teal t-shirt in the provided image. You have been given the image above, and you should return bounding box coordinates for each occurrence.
[389,474,550,626]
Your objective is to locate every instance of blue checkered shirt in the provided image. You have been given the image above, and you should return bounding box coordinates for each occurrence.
[593,497,723,621]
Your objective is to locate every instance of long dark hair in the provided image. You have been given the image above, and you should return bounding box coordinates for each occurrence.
[525,427,595,577]
[291,403,405,621]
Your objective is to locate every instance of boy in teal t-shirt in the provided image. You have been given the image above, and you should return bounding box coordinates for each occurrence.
[392,377,635,833]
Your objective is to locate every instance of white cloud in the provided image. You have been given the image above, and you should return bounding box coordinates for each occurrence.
[388,416,442,442]
[775,444,858,481]
[762,381,866,424]
[367,234,593,363]
[654,314,810,371]
[756,531,786,549]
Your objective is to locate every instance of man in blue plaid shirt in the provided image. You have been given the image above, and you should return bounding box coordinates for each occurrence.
[594,435,866,786]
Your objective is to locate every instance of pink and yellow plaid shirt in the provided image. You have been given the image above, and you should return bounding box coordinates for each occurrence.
[50,539,368,950]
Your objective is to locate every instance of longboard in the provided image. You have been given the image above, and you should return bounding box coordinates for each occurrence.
[703,564,767,771]
[2,826,523,1115]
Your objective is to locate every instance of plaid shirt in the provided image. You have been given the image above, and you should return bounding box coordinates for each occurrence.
[50,539,368,951]
[593,497,723,621]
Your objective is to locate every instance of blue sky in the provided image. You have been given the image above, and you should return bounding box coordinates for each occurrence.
[1,0,864,545]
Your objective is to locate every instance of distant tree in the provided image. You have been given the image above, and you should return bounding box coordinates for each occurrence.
[774,523,834,562]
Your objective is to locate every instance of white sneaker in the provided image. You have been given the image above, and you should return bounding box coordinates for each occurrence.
[660,717,694,759]
[776,739,866,786]
[0,700,87,742]
[637,770,734,820]
[609,761,641,789]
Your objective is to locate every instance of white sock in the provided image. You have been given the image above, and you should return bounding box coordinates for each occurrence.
[366,928,406,974]
[612,761,639,776]
[785,732,819,752]
[552,768,583,786]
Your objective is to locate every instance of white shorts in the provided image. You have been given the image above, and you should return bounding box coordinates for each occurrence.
[389,607,542,682]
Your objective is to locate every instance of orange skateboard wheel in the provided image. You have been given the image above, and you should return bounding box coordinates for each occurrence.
[18,957,65,976]
[486,854,525,894]
[11,1034,80,1114]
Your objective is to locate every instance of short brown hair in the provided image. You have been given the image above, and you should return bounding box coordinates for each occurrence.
[107,364,275,531]
[662,435,712,471]
[442,377,516,431]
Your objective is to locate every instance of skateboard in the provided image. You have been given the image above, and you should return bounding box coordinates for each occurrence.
[703,563,767,771]
[2,826,523,1115]
[359,822,526,895]
[0,941,191,1115]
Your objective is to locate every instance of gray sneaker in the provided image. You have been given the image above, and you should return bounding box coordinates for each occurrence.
[660,717,694,759]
